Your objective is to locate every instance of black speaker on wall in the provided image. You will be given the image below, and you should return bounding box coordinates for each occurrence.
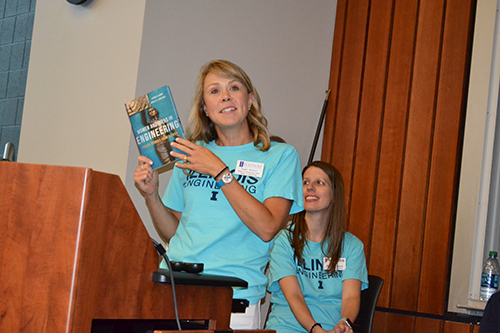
[67,0,89,4]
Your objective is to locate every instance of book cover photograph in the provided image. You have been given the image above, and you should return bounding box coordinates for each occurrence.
[125,85,185,170]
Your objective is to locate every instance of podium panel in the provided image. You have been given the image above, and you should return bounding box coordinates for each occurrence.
[0,163,233,332]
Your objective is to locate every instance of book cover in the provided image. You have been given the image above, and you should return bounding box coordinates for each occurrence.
[125,85,185,170]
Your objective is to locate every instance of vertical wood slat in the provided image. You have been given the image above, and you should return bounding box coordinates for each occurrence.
[443,321,473,333]
[323,0,475,316]
[415,317,443,332]
[417,0,476,315]
[391,0,445,311]
[347,0,394,262]
[368,0,419,307]
[326,0,370,210]
[323,0,347,163]
[372,312,415,333]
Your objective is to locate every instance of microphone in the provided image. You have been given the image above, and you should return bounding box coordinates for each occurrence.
[151,238,182,330]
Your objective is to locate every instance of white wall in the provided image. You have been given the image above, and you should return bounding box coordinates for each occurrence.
[124,1,337,242]
[18,0,146,178]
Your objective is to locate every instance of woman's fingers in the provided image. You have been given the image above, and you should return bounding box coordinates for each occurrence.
[171,138,201,162]
[173,137,196,149]
[168,139,225,177]
[138,155,154,167]
[169,148,188,161]
[135,156,156,185]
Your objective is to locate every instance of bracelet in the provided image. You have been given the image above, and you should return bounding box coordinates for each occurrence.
[340,318,353,329]
[309,322,322,333]
[213,166,229,180]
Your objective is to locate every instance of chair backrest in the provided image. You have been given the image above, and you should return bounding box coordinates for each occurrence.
[479,291,500,333]
[352,275,384,333]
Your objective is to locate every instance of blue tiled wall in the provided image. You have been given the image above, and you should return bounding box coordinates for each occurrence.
[0,0,36,160]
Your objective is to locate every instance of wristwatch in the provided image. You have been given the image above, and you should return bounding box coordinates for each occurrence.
[216,171,233,188]
[340,318,353,329]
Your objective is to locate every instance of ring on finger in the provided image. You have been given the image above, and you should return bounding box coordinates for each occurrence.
[141,163,144,170]
[184,155,189,163]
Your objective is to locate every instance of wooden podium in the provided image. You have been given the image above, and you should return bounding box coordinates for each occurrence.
[0,163,238,332]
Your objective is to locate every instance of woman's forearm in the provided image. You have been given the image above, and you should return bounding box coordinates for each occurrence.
[339,279,362,322]
[279,276,323,332]
[221,180,292,241]
[144,192,180,242]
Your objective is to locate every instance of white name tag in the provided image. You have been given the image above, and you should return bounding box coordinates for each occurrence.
[234,160,264,178]
[324,257,346,271]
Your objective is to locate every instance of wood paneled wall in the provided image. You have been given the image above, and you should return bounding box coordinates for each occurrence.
[322,0,476,320]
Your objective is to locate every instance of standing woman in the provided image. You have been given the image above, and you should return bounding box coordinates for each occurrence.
[266,161,368,333]
[134,60,303,329]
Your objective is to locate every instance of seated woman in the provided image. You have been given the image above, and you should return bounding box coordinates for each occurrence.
[266,161,368,333]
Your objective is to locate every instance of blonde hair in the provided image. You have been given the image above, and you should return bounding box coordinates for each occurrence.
[186,60,271,151]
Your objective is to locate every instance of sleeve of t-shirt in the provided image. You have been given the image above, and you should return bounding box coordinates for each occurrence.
[162,166,184,212]
[341,232,369,290]
[267,229,297,292]
[264,144,304,214]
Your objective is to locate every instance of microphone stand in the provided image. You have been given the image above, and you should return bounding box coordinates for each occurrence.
[307,90,331,165]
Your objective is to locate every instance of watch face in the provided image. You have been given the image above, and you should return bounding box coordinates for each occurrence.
[222,172,233,184]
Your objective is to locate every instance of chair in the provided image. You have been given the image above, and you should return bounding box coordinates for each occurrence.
[479,290,500,333]
[352,275,384,333]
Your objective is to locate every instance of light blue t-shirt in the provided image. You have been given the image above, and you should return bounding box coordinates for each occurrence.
[162,140,304,304]
[266,229,368,332]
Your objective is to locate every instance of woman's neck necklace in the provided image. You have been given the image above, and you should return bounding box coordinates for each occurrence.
[215,135,253,147]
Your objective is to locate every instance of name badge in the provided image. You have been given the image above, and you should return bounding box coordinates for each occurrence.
[324,257,346,271]
[234,160,264,178]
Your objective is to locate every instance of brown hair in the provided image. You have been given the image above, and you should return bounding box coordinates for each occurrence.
[288,161,346,276]
[186,60,271,151]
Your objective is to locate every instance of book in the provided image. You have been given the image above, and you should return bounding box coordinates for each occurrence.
[125,85,185,170]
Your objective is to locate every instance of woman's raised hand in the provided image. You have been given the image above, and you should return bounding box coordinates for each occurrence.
[134,155,159,198]
[171,137,226,178]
